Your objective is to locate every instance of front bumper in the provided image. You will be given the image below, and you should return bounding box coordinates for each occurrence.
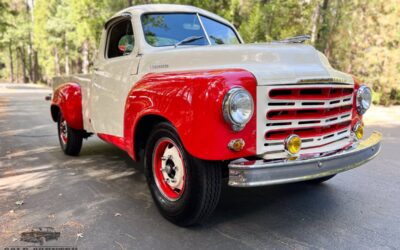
[228,131,382,187]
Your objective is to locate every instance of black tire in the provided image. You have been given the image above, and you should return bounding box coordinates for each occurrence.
[144,122,222,226]
[57,112,83,156]
[306,174,336,184]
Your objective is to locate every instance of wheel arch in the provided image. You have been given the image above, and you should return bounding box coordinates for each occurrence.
[133,114,171,161]
[51,83,84,130]
[50,105,60,122]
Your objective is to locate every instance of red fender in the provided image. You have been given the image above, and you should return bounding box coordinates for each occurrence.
[124,69,257,161]
[51,83,84,130]
[351,77,363,127]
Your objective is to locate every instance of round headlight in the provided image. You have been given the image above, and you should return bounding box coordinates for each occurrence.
[223,88,254,131]
[356,85,372,115]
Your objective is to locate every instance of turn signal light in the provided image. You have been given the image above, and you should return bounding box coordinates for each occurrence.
[285,134,302,155]
[228,139,245,152]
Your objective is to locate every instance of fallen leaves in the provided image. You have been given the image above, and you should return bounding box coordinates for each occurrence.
[15,200,24,207]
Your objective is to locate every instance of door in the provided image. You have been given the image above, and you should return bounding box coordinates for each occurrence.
[90,18,140,137]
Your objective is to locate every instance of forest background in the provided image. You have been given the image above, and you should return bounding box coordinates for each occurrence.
[0,0,398,105]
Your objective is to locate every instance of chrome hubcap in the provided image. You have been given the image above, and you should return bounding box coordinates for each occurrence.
[160,145,184,191]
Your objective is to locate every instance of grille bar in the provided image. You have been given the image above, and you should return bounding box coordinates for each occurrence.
[267,105,352,120]
[265,121,351,140]
[269,87,353,100]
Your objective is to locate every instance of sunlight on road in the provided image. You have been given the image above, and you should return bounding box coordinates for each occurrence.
[363,105,400,127]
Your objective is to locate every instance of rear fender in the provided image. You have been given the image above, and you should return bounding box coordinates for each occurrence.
[51,83,83,130]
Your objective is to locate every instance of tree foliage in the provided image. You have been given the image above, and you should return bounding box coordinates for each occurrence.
[0,0,398,104]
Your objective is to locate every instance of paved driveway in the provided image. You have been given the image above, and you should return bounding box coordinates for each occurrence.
[0,84,399,249]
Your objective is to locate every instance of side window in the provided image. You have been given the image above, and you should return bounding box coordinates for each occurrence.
[107,19,134,58]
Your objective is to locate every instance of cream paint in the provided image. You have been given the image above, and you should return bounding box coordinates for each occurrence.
[55,4,355,156]
[137,44,354,85]
[90,54,140,136]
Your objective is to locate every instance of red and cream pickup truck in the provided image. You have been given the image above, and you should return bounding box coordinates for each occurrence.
[50,4,381,226]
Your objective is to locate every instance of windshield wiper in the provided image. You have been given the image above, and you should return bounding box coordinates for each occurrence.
[174,36,204,48]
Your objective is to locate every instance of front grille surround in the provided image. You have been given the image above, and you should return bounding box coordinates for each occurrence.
[256,84,354,159]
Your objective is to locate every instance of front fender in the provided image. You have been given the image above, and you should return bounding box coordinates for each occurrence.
[51,83,83,130]
[124,69,257,161]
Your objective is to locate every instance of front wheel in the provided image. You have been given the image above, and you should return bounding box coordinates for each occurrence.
[57,113,83,156]
[144,122,222,226]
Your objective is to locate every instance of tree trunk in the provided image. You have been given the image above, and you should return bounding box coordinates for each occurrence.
[16,50,20,83]
[64,33,70,75]
[28,33,34,82]
[316,0,330,52]
[311,2,321,44]
[32,50,39,82]
[54,47,61,76]
[29,0,39,83]
[127,0,133,6]
[18,46,29,83]
[82,40,89,74]
[8,40,14,83]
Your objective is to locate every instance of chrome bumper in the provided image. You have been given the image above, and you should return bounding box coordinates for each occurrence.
[228,131,382,187]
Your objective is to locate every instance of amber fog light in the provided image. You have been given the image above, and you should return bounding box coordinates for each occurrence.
[285,134,302,155]
[353,121,364,140]
[228,139,245,152]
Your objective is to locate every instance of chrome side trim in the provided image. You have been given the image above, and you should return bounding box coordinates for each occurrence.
[229,131,382,187]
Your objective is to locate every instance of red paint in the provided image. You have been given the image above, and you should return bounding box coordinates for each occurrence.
[265,121,351,140]
[269,87,353,100]
[351,77,363,128]
[124,69,257,161]
[51,83,83,130]
[97,133,126,151]
[267,105,352,120]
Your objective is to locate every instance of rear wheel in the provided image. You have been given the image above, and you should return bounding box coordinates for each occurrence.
[57,113,83,156]
[144,122,222,226]
[306,174,336,184]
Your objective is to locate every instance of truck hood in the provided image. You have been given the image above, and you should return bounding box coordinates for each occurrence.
[139,43,354,85]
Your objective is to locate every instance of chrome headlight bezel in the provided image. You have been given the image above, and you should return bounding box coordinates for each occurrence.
[223,87,254,131]
[356,85,372,115]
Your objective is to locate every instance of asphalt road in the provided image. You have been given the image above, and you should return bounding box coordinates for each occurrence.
[0,84,399,250]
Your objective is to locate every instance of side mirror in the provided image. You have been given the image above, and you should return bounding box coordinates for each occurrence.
[118,35,134,55]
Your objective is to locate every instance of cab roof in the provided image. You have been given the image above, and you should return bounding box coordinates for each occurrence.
[112,4,232,27]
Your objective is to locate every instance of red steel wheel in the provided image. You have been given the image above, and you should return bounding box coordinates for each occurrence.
[59,115,68,145]
[144,122,223,226]
[57,112,83,156]
[152,138,186,201]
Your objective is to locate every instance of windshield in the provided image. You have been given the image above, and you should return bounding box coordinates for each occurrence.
[141,13,240,47]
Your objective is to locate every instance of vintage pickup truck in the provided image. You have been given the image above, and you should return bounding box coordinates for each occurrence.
[50,4,382,226]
